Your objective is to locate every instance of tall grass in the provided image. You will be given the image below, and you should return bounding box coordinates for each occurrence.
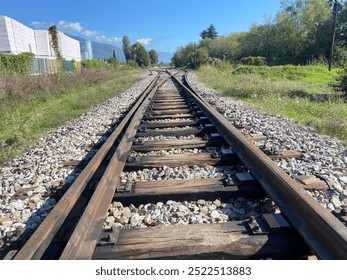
[196,64,347,141]
[0,68,141,163]
[0,68,118,105]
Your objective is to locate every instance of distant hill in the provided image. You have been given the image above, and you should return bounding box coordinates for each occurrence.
[68,34,125,62]
[67,34,172,64]
[91,41,125,62]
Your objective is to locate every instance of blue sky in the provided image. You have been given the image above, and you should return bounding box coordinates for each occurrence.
[1,0,282,53]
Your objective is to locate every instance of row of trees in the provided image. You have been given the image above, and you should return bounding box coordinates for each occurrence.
[122,36,158,67]
[172,0,347,68]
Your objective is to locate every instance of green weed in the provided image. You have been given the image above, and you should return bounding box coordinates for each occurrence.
[0,68,142,163]
[196,65,347,141]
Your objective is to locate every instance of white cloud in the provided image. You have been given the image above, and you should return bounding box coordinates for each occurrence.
[96,35,122,43]
[112,37,122,43]
[82,30,100,37]
[58,20,83,32]
[31,21,50,29]
[31,19,122,45]
[137,38,152,45]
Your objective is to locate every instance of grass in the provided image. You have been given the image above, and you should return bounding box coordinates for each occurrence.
[195,64,347,141]
[0,68,142,163]
[233,64,337,84]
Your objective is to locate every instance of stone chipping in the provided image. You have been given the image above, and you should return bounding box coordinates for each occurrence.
[1,70,346,249]
[0,73,155,248]
[186,72,347,212]
[104,198,276,230]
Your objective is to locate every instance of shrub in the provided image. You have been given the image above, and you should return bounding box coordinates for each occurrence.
[240,56,266,66]
[331,64,347,98]
[81,59,108,69]
[0,52,35,74]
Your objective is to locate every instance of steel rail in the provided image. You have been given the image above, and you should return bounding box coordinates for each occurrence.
[13,73,161,260]
[59,74,174,259]
[172,73,347,259]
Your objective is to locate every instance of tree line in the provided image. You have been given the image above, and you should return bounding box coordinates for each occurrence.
[122,36,158,67]
[172,0,347,68]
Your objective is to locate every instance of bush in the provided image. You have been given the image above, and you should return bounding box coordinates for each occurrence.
[0,68,116,105]
[0,52,35,74]
[331,64,347,97]
[240,56,266,66]
[81,59,108,69]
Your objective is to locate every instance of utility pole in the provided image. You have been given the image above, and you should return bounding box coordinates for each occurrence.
[328,0,342,71]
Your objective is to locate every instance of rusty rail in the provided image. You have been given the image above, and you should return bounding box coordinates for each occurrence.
[174,72,347,259]
[13,73,161,260]
[59,74,174,259]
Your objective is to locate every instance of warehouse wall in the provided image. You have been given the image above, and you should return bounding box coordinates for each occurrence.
[0,16,81,68]
[0,16,11,53]
[58,32,81,61]
[34,30,53,58]
[0,16,37,55]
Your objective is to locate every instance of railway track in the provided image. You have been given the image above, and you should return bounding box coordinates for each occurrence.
[5,69,347,260]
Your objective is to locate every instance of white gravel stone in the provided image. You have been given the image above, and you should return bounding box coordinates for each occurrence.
[0,73,156,247]
[103,197,275,229]
[187,72,347,214]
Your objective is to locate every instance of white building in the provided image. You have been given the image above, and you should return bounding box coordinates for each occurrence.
[34,30,53,58]
[58,32,81,61]
[0,16,37,55]
[0,16,81,61]
[80,40,93,60]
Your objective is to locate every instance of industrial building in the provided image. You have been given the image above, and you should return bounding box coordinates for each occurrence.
[0,15,81,73]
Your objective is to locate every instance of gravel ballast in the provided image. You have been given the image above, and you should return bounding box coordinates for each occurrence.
[0,74,155,248]
[187,73,347,213]
[1,71,346,249]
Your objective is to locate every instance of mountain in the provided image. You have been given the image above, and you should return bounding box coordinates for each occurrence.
[91,41,125,62]
[67,34,172,64]
[67,34,125,62]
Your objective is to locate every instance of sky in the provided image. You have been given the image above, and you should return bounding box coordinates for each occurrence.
[1,0,282,53]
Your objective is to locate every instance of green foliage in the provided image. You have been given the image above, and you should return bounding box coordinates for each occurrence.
[122,35,132,62]
[107,57,120,67]
[48,25,64,71]
[172,43,209,69]
[331,63,347,96]
[196,64,347,140]
[48,25,62,59]
[0,68,142,163]
[200,24,218,40]
[240,56,266,66]
[81,59,108,68]
[131,42,150,67]
[173,0,347,67]
[149,49,159,65]
[0,52,35,75]
[233,64,336,83]
[336,1,347,47]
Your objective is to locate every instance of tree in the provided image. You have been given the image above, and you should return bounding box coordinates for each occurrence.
[189,47,209,68]
[173,0,343,67]
[48,25,64,71]
[132,42,150,67]
[107,57,119,67]
[48,25,62,59]
[336,1,347,47]
[172,43,209,69]
[332,63,347,97]
[200,24,218,40]
[148,50,159,65]
[122,35,131,62]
